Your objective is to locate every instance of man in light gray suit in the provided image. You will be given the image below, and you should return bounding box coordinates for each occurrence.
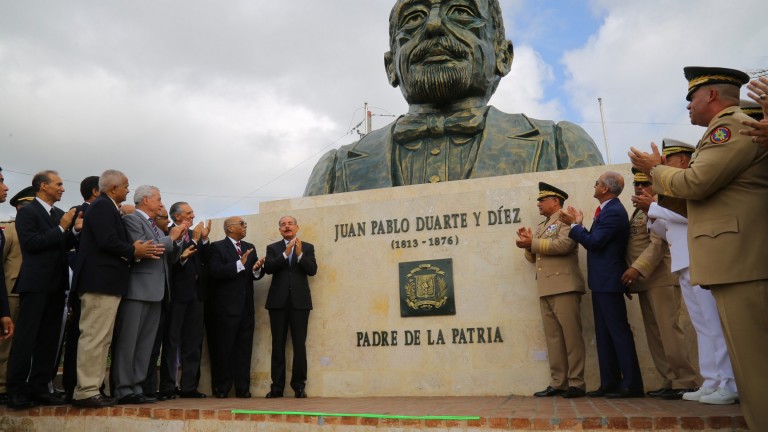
[112,185,187,404]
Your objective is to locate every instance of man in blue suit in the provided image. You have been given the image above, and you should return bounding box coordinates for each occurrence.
[559,171,644,398]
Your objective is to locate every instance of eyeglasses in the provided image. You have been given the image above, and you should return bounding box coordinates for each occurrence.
[227,221,247,227]
[633,182,651,187]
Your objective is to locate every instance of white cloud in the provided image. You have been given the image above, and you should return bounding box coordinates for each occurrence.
[562,0,768,163]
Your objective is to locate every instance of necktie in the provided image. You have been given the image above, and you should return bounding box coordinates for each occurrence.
[235,241,242,256]
[183,231,190,244]
[149,218,162,238]
[392,107,487,145]
[594,206,601,219]
[50,208,57,225]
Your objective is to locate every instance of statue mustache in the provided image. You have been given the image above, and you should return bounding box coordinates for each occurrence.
[410,37,469,63]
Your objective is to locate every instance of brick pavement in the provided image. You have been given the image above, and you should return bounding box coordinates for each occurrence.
[0,395,747,431]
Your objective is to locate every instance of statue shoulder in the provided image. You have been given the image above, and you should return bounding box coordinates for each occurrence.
[552,120,605,168]
[304,148,339,196]
[303,119,398,196]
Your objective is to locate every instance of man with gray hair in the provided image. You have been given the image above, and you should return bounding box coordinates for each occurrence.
[559,172,643,398]
[158,201,211,399]
[111,185,188,404]
[72,170,160,408]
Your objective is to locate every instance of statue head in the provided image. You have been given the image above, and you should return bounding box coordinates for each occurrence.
[385,0,514,107]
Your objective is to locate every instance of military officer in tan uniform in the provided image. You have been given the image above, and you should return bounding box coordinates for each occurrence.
[630,66,768,431]
[516,182,587,399]
[622,169,698,400]
[0,186,35,405]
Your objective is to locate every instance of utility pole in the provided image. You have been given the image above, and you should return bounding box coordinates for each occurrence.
[597,97,611,164]
[364,102,372,135]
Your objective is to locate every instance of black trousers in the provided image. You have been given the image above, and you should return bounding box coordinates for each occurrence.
[268,297,310,394]
[211,311,254,395]
[160,299,204,393]
[61,293,81,397]
[7,291,65,396]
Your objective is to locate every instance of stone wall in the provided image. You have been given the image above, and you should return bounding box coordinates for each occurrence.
[197,163,699,397]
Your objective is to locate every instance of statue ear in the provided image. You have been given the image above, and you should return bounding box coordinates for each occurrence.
[384,51,399,87]
[495,40,514,77]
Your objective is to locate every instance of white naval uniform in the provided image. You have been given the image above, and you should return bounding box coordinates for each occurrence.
[647,202,736,393]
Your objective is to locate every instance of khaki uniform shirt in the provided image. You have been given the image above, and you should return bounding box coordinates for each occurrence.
[1,221,21,296]
[651,106,768,285]
[625,209,676,293]
[525,214,586,297]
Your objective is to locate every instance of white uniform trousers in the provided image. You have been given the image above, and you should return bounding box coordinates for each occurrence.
[677,268,736,392]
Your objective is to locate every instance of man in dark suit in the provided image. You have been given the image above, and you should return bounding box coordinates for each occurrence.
[158,202,211,399]
[61,175,100,402]
[71,170,160,408]
[206,216,264,398]
[560,171,644,398]
[264,216,318,399]
[7,170,76,409]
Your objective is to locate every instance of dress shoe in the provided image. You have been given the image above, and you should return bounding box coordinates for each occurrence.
[562,387,586,399]
[605,388,645,399]
[72,395,116,408]
[533,386,566,397]
[682,387,716,401]
[295,390,307,398]
[265,391,283,399]
[179,390,207,399]
[158,390,176,401]
[586,388,611,397]
[0,392,9,405]
[8,393,37,410]
[214,392,228,399]
[235,391,251,398]
[143,394,158,404]
[646,387,670,397]
[117,393,146,405]
[699,387,739,405]
[32,392,68,406]
[660,388,697,400]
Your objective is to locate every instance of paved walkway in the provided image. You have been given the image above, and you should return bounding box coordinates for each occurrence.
[0,395,747,431]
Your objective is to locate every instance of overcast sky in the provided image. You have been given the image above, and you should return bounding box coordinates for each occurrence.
[1,0,766,221]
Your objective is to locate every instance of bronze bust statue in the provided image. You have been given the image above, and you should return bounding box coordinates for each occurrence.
[304,0,604,196]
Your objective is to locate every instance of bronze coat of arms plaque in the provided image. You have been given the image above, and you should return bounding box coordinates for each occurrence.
[398,259,456,317]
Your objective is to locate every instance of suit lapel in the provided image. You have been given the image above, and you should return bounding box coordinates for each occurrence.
[472,108,543,177]
[31,199,56,228]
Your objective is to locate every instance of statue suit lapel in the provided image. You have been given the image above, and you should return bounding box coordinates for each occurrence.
[471,108,543,177]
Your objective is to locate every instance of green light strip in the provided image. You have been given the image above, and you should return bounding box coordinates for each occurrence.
[230,410,479,420]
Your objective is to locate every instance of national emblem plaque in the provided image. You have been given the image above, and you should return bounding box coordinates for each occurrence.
[398,259,456,317]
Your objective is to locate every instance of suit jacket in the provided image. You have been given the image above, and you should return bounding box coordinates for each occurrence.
[0,227,9,317]
[625,209,676,293]
[1,221,21,296]
[647,202,690,273]
[206,238,261,316]
[524,214,585,297]
[304,107,604,195]
[569,198,630,293]
[122,211,180,302]
[14,199,75,294]
[651,106,768,285]
[170,238,207,303]
[71,195,135,296]
[263,240,317,310]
